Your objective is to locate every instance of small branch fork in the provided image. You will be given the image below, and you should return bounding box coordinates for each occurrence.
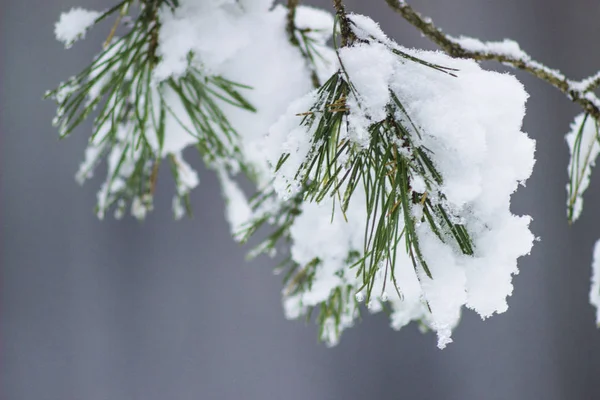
[384,0,600,121]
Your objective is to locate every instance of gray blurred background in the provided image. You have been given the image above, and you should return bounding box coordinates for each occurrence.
[3,0,600,399]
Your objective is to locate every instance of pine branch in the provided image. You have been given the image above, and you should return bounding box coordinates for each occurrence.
[384,0,600,122]
[47,0,255,219]
[275,28,474,304]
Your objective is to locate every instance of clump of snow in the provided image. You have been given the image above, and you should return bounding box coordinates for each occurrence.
[565,113,600,222]
[54,7,101,48]
[266,14,536,348]
[217,169,252,239]
[295,6,334,34]
[339,42,395,126]
[171,151,200,220]
[265,91,320,199]
[155,2,334,185]
[58,0,333,220]
[53,2,539,348]
[155,2,247,80]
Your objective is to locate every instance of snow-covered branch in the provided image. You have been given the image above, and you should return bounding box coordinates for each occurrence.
[47,0,600,349]
[385,0,600,121]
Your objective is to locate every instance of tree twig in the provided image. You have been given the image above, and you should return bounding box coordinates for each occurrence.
[286,0,300,46]
[332,0,355,47]
[385,0,600,121]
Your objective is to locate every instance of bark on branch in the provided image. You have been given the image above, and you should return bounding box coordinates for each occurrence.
[385,0,600,121]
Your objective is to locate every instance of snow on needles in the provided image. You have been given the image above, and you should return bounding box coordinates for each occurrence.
[156,1,331,182]
[52,2,538,348]
[566,114,600,222]
[56,0,332,220]
[267,14,536,347]
[55,8,101,48]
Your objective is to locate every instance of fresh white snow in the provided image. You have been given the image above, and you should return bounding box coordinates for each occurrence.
[266,14,536,347]
[55,7,101,48]
[52,3,543,348]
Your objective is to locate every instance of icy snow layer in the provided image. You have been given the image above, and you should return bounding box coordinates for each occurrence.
[565,113,600,222]
[55,7,101,48]
[267,14,536,348]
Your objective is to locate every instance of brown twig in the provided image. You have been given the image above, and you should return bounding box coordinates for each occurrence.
[287,0,300,46]
[332,0,355,47]
[385,0,600,121]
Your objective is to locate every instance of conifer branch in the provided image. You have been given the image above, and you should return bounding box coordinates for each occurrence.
[385,0,600,121]
[274,24,474,308]
[47,0,254,219]
[332,0,355,47]
[47,0,544,346]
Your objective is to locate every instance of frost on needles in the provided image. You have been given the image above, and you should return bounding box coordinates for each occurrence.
[47,0,536,348]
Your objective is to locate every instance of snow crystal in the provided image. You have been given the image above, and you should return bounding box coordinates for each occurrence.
[54,8,100,48]
[156,2,330,186]
[131,195,153,220]
[216,5,333,184]
[266,91,320,199]
[388,45,535,341]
